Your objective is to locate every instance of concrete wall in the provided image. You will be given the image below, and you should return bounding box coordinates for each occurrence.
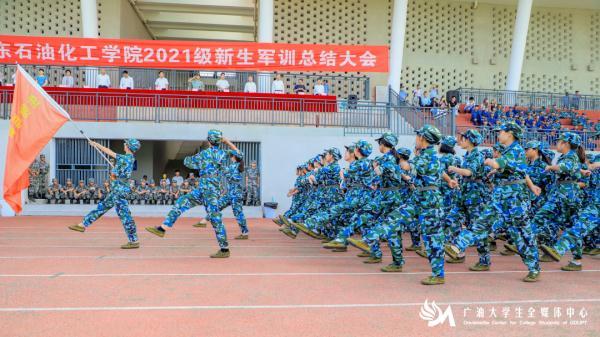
[0,119,416,215]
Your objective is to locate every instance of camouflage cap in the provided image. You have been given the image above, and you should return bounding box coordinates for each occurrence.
[207,129,223,144]
[524,141,542,150]
[396,147,412,159]
[88,178,95,183]
[459,129,484,146]
[325,147,342,161]
[125,138,141,152]
[416,125,442,144]
[440,135,457,148]
[355,140,373,157]
[558,132,582,147]
[344,143,357,152]
[495,121,523,139]
[375,132,399,147]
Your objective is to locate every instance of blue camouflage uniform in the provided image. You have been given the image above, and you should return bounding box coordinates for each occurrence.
[445,130,488,262]
[363,146,412,260]
[303,141,375,238]
[364,126,446,279]
[162,130,229,249]
[216,150,248,235]
[310,148,343,238]
[439,136,462,242]
[449,122,540,276]
[82,139,140,243]
[549,153,599,257]
[531,135,582,248]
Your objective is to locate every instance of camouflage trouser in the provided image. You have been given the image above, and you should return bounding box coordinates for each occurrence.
[445,201,488,265]
[163,186,228,249]
[82,190,138,242]
[364,199,445,277]
[217,188,248,235]
[553,204,600,258]
[302,190,364,236]
[454,197,540,273]
[583,226,600,250]
[532,194,579,247]
[246,183,259,205]
[46,190,64,201]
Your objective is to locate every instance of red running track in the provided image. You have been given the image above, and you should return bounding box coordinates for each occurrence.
[0,216,598,337]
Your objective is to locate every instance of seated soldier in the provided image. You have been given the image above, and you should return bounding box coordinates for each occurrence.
[157,179,169,205]
[148,180,157,205]
[46,178,63,204]
[97,181,110,202]
[135,180,151,205]
[168,181,179,205]
[73,179,90,204]
[87,179,99,204]
[127,179,137,203]
[61,179,75,204]
[179,180,192,196]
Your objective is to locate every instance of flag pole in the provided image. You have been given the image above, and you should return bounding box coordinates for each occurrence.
[67,120,115,168]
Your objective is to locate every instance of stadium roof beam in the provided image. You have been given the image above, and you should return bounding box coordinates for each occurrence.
[151,28,255,42]
[130,0,257,41]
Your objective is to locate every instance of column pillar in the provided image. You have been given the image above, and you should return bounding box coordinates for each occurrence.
[257,0,274,93]
[387,0,409,94]
[506,0,533,92]
[81,0,99,87]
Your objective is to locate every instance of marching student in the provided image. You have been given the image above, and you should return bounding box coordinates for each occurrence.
[146,130,230,258]
[68,139,141,249]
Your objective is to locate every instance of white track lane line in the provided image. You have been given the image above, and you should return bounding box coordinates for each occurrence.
[0,253,503,259]
[0,298,598,312]
[0,269,598,278]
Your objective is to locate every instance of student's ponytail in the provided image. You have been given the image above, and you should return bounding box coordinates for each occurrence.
[575,144,586,164]
[390,147,402,164]
[237,157,245,173]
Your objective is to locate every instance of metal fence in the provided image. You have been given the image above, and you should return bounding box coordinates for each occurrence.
[55,138,111,186]
[455,125,599,151]
[458,88,600,110]
[0,64,370,99]
[0,88,387,129]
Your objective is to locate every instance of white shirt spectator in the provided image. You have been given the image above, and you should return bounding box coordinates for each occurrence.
[120,76,134,89]
[172,175,184,187]
[244,81,257,93]
[216,79,230,91]
[97,74,111,88]
[155,77,169,90]
[271,80,285,94]
[61,75,74,87]
[314,84,325,95]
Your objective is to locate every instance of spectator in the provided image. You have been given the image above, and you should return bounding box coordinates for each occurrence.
[35,69,48,87]
[430,84,438,99]
[154,71,169,90]
[171,169,184,187]
[186,172,197,186]
[160,173,170,186]
[419,90,432,107]
[61,70,74,87]
[188,73,204,91]
[215,72,230,92]
[562,92,570,109]
[96,69,111,88]
[571,90,581,109]
[449,95,459,115]
[464,97,476,113]
[244,75,257,93]
[313,79,326,95]
[119,71,134,89]
[271,74,285,94]
[293,78,307,94]
[323,79,330,95]
[412,84,422,99]
[398,85,408,103]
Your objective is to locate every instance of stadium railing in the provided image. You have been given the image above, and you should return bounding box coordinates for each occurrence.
[458,88,600,111]
[0,64,371,100]
[0,87,387,129]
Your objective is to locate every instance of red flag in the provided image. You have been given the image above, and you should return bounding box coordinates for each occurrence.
[3,65,70,213]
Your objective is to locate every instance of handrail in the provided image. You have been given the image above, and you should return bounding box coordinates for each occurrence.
[457,87,600,110]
